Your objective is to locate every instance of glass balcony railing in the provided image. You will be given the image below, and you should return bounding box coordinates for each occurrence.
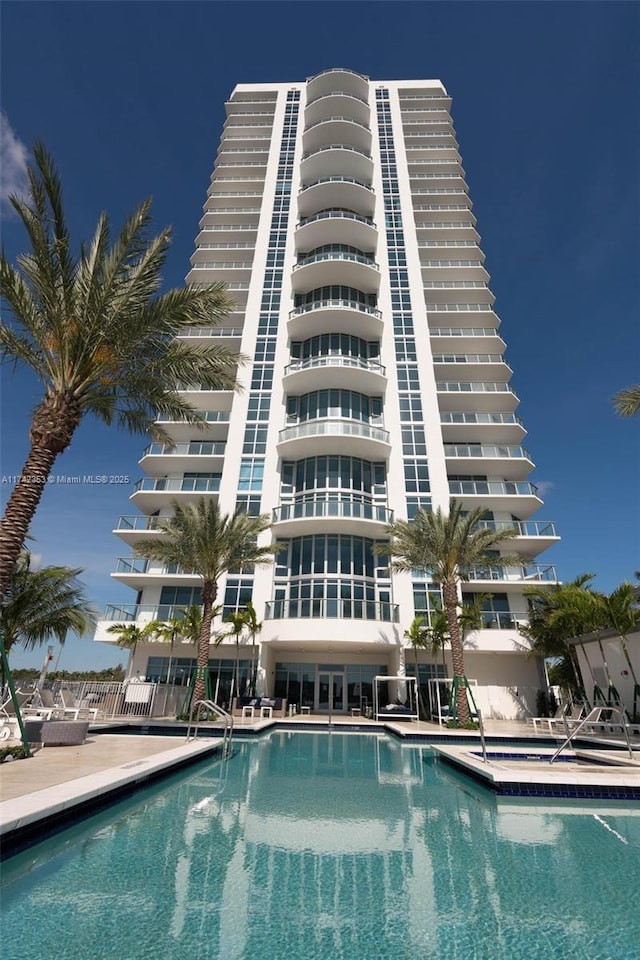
[299,176,373,194]
[102,603,191,623]
[298,209,375,229]
[155,411,230,425]
[133,477,221,493]
[302,143,372,162]
[141,442,226,457]
[304,116,371,133]
[306,90,370,107]
[473,610,530,629]
[437,382,516,394]
[294,251,379,270]
[178,327,243,337]
[285,356,385,376]
[440,412,523,426]
[466,564,558,582]
[431,328,499,337]
[433,354,509,365]
[289,298,382,320]
[115,516,164,532]
[475,519,557,537]
[449,480,538,496]
[265,598,399,622]
[114,558,149,575]
[444,444,530,459]
[279,420,390,445]
[273,499,393,524]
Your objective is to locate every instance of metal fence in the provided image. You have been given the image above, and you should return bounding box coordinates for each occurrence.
[41,681,190,720]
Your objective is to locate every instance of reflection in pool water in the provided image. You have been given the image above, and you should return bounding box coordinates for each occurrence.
[2,732,639,960]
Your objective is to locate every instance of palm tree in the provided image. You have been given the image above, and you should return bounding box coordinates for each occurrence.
[131,499,280,705]
[1,550,97,657]
[404,616,431,719]
[0,144,242,595]
[244,601,262,695]
[377,501,519,724]
[148,614,186,684]
[106,621,158,678]
[613,385,640,418]
[224,609,249,705]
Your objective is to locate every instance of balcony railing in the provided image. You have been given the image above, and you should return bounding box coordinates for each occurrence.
[299,176,373,193]
[265,598,399,622]
[437,382,516,394]
[178,327,243,337]
[294,251,379,270]
[279,420,390,445]
[298,209,375,229]
[289,298,382,320]
[284,356,385,376]
[306,90,369,107]
[103,603,191,622]
[440,412,523,426]
[116,516,164,532]
[156,411,230,425]
[444,444,530,459]
[141,441,226,457]
[304,116,371,133]
[273,499,393,524]
[431,328,500,337]
[449,480,538,496]
[434,354,509,365]
[473,610,530,629]
[133,476,221,493]
[114,558,150,575]
[466,564,558,583]
[475,519,557,537]
[302,143,372,162]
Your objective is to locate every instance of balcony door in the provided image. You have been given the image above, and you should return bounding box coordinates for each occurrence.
[317,671,346,713]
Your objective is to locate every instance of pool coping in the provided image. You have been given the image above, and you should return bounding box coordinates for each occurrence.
[432,744,640,799]
[0,738,221,856]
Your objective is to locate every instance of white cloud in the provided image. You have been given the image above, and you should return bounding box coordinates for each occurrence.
[0,112,28,214]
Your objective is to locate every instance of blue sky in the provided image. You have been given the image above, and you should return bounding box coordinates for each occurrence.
[1,1,638,670]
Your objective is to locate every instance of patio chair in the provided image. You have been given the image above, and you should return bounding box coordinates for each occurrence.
[22,687,61,721]
[59,689,99,721]
[0,688,35,739]
[529,703,566,734]
[548,704,586,734]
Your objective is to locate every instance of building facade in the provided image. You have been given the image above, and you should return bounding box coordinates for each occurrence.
[95,69,559,718]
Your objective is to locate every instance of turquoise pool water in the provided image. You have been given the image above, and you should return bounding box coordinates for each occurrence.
[3,732,639,960]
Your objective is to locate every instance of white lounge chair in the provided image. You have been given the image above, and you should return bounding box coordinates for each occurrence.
[0,688,35,738]
[530,703,565,734]
[59,689,99,721]
[548,704,586,734]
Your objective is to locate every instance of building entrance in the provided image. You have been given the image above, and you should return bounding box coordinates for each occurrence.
[317,671,346,713]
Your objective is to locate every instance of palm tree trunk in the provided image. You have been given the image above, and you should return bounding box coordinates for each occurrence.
[0,394,81,596]
[195,580,216,706]
[442,581,470,724]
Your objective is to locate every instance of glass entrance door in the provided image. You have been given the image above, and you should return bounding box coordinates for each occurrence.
[317,671,346,713]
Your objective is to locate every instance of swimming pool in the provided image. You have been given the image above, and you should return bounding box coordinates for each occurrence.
[3,732,639,960]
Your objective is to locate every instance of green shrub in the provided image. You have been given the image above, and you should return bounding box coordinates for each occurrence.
[0,745,29,762]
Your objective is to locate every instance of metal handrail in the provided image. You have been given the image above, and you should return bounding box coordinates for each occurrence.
[550,706,635,763]
[186,699,233,758]
[477,708,487,763]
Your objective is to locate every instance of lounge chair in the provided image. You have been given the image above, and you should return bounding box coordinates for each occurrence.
[0,688,35,739]
[548,704,586,734]
[22,687,61,720]
[59,689,99,721]
[529,703,566,734]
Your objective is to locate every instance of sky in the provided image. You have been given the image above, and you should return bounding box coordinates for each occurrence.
[1,0,638,671]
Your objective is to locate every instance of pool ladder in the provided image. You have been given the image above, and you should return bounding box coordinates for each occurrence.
[550,706,635,764]
[186,699,234,758]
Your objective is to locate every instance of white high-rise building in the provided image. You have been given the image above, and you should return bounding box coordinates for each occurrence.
[95,70,559,718]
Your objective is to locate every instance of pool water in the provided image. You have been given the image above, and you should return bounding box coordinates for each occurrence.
[3,732,640,960]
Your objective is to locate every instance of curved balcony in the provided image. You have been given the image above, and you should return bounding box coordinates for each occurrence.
[296,209,377,251]
[300,144,373,184]
[288,298,383,339]
[283,355,386,394]
[305,90,370,127]
[306,68,369,103]
[278,419,391,460]
[443,443,533,480]
[298,177,374,219]
[272,497,393,536]
[131,475,220,512]
[436,381,519,413]
[302,117,371,154]
[448,479,542,518]
[265,597,398,623]
[292,250,380,293]
[154,410,230,443]
[474,519,560,556]
[139,441,226,476]
[440,411,526,444]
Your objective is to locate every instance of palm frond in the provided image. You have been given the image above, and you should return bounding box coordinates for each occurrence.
[613,385,640,418]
